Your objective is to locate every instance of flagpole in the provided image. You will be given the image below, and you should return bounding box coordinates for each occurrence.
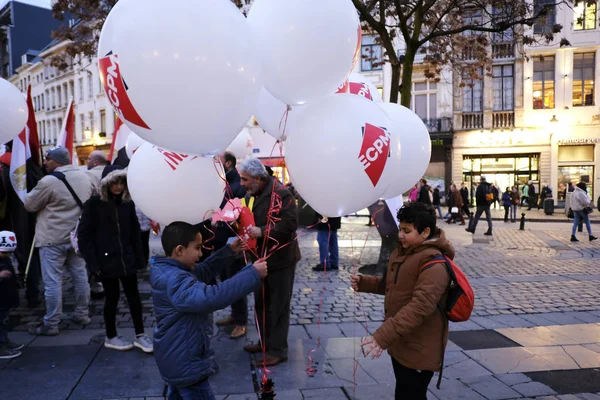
[24,232,36,277]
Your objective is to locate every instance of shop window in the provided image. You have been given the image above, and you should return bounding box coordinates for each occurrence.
[534,0,556,34]
[558,166,594,201]
[558,145,595,162]
[533,56,555,109]
[462,69,483,112]
[493,65,514,111]
[573,53,595,107]
[574,0,597,30]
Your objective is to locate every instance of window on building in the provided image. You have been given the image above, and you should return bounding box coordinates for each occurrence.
[57,86,62,108]
[493,65,514,111]
[89,111,95,134]
[80,114,85,138]
[574,0,597,30]
[88,75,93,98]
[462,8,483,36]
[100,109,106,133]
[361,35,383,71]
[462,69,483,112]
[573,53,595,106]
[412,82,437,119]
[79,78,84,101]
[533,0,556,34]
[51,89,56,109]
[533,56,555,109]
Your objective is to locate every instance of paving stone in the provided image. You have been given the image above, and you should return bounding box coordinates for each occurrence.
[442,359,493,380]
[304,324,344,339]
[328,358,377,386]
[428,378,487,399]
[301,387,349,399]
[494,373,532,386]
[459,375,522,400]
[344,383,395,399]
[512,382,557,397]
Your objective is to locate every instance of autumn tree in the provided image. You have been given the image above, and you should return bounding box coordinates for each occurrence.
[50,0,251,69]
[351,0,579,107]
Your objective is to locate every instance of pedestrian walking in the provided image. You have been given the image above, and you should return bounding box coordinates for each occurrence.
[446,184,465,225]
[432,185,443,218]
[460,183,470,216]
[0,231,22,359]
[417,179,432,205]
[521,184,529,208]
[313,214,340,271]
[25,147,94,336]
[408,185,419,202]
[465,176,493,236]
[527,181,539,211]
[569,182,597,242]
[77,165,153,353]
[491,184,499,209]
[510,186,519,223]
[501,187,512,223]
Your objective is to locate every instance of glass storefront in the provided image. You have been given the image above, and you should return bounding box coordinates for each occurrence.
[557,165,594,201]
[462,154,540,204]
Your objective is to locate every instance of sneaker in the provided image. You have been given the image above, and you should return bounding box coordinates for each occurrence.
[28,324,59,336]
[484,231,493,236]
[571,235,579,242]
[104,335,134,351]
[133,335,153,353]
[71,315,91,326]
[0,347,21,359]
[230,325,247,339]
[5,341,24,351]
[590,236,598,242]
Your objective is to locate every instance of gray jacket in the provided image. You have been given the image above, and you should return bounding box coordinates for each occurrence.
[571,186,592,212]
[86,165,104,194]
[25,165,94,247]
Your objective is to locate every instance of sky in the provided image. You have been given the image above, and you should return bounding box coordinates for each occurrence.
[0,0,52,10]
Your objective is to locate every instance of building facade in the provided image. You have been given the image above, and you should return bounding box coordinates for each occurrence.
[451,1,600,205]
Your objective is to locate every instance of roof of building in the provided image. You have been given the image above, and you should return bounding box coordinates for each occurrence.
[0,0,51,10]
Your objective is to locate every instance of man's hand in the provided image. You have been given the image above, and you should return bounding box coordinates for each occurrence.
[229,237,248,253]
[0,270,12,280]
[350,274,361,291]
[361,336,384,359]
[247,226,262,239]
[253,259,268,279]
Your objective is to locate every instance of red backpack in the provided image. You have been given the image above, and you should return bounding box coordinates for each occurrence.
[421,255,474,322]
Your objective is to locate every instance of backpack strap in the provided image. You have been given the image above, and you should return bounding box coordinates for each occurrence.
[51,171,84,209]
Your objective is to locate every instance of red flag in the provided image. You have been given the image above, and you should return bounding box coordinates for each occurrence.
[57,98,77,164]
[109,116,123,162]
[26,85,41,167]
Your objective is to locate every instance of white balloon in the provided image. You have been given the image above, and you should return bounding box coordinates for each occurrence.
[227,128,253,159]
[125,131,146,159]
[347,72,383,103]
[248,0,359,105]
[128,143,225,225]
[0,80,28,144]
[378,103,431,199]
[254,88,302,140]
[99,0,263,156]
[285,94,394,217]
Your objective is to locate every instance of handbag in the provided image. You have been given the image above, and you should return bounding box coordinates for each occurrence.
[51,172,84,254]
[584,206,594,215]
[567,208,574,219]
[451,207,459,214]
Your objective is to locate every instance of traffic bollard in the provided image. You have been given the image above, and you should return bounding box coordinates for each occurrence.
[520,213,526,231]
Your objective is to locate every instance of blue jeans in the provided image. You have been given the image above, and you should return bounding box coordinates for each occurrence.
[0,310,8,346]
[511,205,518,222]
[316,230,339,267]
[435,205,443,218]
[572,211,593,236]
[470,206,493,233]
[40,244,90,329]
[168,380,215,400]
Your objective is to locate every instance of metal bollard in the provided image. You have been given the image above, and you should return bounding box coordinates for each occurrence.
[520,213,526,231]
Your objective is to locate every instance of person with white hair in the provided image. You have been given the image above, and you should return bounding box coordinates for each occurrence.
[238,158,300,367]
[86,150,110,191]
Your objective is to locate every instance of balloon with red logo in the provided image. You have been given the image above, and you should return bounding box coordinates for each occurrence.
[378,103,431,200]
[336,72,382,102]
[125,131,146,159]
[248,0,359,106]
[253,87,303,140]
[285,94,396,217]
[98,0,263,156]
[128,143,226,225]
[0,79,28,145]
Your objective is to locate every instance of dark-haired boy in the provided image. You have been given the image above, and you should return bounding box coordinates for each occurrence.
[351,202,453,399]
[150,222,267,400]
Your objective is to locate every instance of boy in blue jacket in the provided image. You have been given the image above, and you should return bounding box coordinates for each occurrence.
[150,221,267,400]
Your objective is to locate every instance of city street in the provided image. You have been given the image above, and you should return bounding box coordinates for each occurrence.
[2,214,600,399]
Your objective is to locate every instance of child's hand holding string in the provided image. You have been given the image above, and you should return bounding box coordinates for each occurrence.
[361,336,384,359]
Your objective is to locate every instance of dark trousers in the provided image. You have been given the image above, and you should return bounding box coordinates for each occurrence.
[141,230,150,266]
[392,358,434,400]
[102,275,144,338]
[219,259,248,325]
[504,205,510,221]
[254,266,295,358]
[168,379,214,400]
[0,310,9,346]
[469,206,492,233]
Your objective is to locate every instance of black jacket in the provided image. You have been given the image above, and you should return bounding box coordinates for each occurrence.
[0,256,19,311]
[460,187,469,206]
[475,182,492,207]
[315,214,341,231]
[220,168,247,208]
[432,188,441,206]
[418,185,432,205]
[78,169,144,279]
[245,176,300,271]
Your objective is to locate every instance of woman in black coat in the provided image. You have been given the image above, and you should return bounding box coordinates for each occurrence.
[78,165,152,353]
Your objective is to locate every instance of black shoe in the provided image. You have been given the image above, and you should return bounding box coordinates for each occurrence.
[312,264,324,271]
[571,235,579,242]
[590,236,598,242]
[330,265,339,270]
[484,231,492,236]
[465,228,474,234]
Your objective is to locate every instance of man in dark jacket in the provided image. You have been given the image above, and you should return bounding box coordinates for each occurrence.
[239,158,300,367]
[460,183,470,216]
[527,181,539,210]
[466,177,493,236]
[215,151,250,339]
[417,178,432,205]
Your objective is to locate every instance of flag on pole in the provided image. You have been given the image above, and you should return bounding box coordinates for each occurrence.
[9,86,36,203]
[26,86,41,168]
[57,97,78,165]
[109,116,132,167]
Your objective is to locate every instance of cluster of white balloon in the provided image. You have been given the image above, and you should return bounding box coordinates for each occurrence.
[95,0,431,224]
[0,79,29,145]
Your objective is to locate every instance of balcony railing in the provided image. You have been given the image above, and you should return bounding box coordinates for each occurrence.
[461,113,484,129]
[422,117,453,133]
[492,42,514,59]
[492,111,514,128]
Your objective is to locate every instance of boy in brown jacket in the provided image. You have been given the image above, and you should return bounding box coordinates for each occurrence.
[351,202,453,399]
